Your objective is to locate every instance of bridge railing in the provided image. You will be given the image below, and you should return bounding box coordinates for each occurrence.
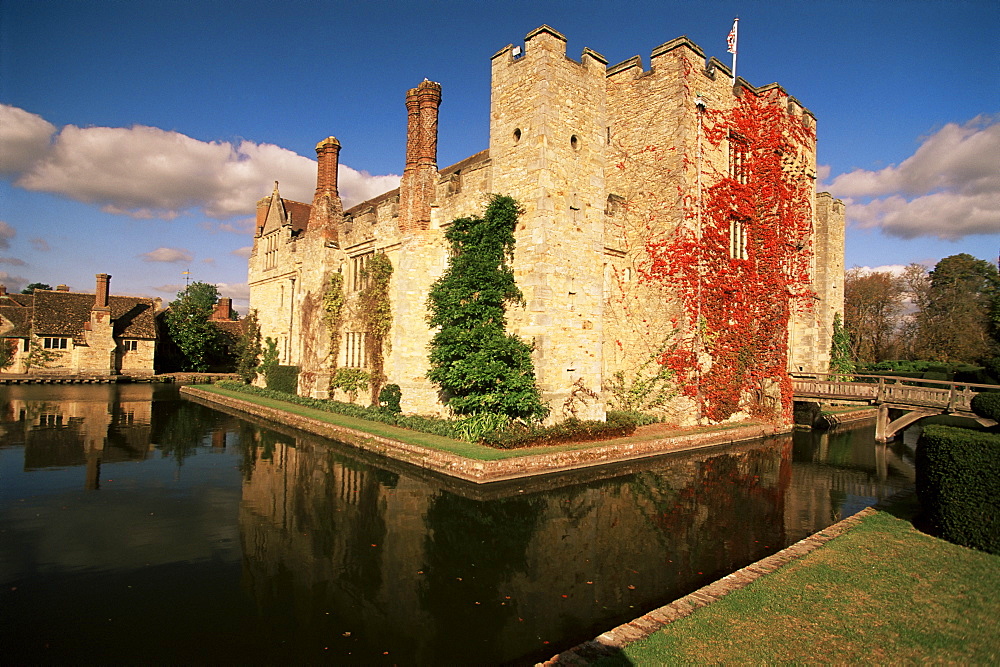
[791,372,1000,413]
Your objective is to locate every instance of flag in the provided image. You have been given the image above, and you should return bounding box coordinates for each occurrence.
[727,18,738,54]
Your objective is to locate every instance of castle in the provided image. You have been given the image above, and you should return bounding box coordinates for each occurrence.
[248,25,845,425]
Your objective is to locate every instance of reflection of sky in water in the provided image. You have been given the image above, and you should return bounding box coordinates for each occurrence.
[0,384,915,664]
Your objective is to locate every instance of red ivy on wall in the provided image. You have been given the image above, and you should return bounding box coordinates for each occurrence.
[646,88,816,422]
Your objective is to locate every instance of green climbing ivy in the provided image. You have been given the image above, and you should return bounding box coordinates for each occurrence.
[829,312,855,378]
[358,253,393,399]
[426,195,547,421]
[323,272,346,368]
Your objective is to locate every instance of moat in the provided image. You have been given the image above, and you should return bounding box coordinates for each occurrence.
[1,384,915,664]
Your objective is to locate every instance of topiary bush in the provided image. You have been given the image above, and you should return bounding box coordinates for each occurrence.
[971,392,1000,422]
[266,365,299,394]
[378,383,402,414]
[915,424,1000,555]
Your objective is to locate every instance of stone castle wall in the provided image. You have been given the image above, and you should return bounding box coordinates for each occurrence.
[247,25,845,424]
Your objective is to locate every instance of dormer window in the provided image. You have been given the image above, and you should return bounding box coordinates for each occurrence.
[43,337,68,349]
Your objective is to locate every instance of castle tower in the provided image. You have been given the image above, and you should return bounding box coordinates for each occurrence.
[489,26,608,421]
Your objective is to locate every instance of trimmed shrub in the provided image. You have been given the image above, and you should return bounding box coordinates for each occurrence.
[378,383,402,414]
[480,411,643,449]
[266,365,299,394]
[915,424,1000,555]
[971,392,1000,421]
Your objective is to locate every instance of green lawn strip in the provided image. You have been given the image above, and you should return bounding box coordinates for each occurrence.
[192,384,656,461]
[600,511,1000,664]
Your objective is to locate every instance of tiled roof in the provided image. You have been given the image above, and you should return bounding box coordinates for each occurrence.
[0,293,34,307]
[29,290,158,340]
[0,304,32,337]
[32,291,92,337]
[110,296,158,339]
[285,200,312,233]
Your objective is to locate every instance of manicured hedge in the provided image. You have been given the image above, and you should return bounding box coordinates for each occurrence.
[265,365,299,394]
[971,392,1000,422]
[479,411,648,449]
[916,424,1000,555]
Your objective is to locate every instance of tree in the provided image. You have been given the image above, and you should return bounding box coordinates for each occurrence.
[426,195,547,421]
[235,309,262,383]
[165,281,225,372]
[911,253,1000,363]
[844,269,905,365]
[21,282,52,294]
[828,312,855,378]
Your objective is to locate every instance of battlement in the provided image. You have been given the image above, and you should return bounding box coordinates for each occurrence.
[492,25,607,72]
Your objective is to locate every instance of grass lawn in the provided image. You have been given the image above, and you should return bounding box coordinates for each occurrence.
[597,509,1000,664]
[193,384,712,462]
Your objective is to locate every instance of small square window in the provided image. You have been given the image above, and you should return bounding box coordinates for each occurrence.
[43,337,68,349]
[123,340,138,352]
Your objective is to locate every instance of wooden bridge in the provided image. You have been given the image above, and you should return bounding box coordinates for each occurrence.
[792,373,998,442]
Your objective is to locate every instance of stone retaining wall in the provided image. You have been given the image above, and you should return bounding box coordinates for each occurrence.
[181,386,790,484]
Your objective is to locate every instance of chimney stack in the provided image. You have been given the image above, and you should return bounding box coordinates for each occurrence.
[211,297,233,321]
[399,80,442,233]
[307,137,344,245]
[56,284,69,292]
[94,274,111,310]
[0,285,6,296]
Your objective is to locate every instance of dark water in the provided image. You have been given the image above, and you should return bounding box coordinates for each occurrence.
[0,385,914,664]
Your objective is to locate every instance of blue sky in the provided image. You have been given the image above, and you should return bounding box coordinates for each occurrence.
[1,0,998,310]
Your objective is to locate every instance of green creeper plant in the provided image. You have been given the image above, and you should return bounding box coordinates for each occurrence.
[829,312,855,378]
[330,367,371,403]
[322,273,346,368]
[358,253,393,399]
[426,195,547,421]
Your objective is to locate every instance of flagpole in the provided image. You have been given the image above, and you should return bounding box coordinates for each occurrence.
[728,17,739,87]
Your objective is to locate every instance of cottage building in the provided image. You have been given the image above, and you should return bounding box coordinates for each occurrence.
[248,26,845,425]
[0,274,160,376]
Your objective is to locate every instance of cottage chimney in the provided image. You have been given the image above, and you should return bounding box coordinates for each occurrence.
[94,273,111,310]
[56,284,69,292]
[307,137,344,245]
[399,80,442,233]
[0,285,6,296]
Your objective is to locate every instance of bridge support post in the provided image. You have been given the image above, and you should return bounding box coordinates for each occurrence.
[875,404,889,443]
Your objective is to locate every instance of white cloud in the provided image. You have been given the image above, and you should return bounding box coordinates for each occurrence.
[829,116,1000,240]
[847,264,910,276]
[0,104,400,220]
[30,237,50,252]
[0,105,56,174]
[0,270,28,293]
[0,221,14,249]
[141,247,193,263]
[231,246,252,259]
[0,257,27,266]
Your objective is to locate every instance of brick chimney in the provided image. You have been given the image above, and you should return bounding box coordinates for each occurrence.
[307,137,343,246]
[399,80,442,233]
[56,284,69,291]
[211,297,233,321]
[94,273,110,311]
[0,285,6,296]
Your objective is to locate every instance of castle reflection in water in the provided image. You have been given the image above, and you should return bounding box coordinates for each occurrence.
[1,384,913,663]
